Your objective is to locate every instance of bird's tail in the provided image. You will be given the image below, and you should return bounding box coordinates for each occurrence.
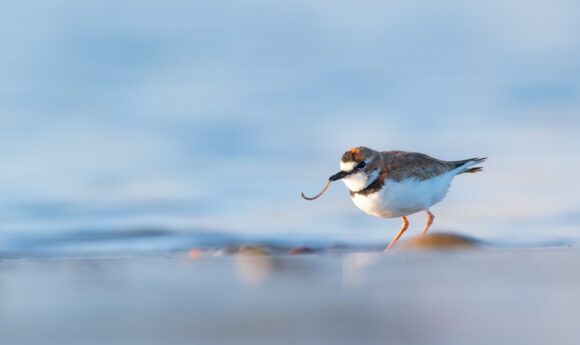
[453,157,487,175]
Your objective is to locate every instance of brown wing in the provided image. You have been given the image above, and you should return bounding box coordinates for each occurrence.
[382,151,457,181]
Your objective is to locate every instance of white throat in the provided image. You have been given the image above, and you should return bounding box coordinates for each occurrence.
[342,169,380,193]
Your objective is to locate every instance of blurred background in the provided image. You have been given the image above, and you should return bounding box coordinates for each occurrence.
[0,0,579,256]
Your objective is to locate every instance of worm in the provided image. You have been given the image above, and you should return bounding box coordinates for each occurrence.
[301,180,332,201]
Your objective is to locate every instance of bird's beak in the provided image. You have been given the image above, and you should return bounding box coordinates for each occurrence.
[329,170,351,181]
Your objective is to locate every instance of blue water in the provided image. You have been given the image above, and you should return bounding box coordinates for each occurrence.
[0,1,579,256]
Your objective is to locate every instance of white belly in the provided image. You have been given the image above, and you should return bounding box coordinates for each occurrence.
[351,171,456,218]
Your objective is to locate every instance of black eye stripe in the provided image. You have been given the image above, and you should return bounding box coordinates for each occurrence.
[356,161,366,169]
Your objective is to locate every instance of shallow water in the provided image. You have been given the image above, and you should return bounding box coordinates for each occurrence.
[0,1,579,256]
[2,249,580,345]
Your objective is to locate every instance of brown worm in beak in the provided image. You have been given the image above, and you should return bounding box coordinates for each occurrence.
[301,180,332,201]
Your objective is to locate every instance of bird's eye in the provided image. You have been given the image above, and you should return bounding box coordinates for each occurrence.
[356,161,366,169]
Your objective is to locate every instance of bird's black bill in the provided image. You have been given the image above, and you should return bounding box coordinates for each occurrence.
[301,170,353,201]
[329,170,351,181]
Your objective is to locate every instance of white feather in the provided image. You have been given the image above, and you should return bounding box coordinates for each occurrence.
[339,161,357,171]
[351,169,460,218]
[341,169,380,193]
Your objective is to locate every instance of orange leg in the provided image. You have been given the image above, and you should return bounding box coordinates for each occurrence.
[384,216,409,252]
[421,210,435,236]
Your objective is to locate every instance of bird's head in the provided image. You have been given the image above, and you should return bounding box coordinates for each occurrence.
[330,146,381,192]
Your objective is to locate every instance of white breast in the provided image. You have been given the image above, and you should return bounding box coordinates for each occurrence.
[341,170,379,193]
[351,170,457,218]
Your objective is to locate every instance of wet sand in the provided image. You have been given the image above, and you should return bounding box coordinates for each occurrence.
[1,236,579,345]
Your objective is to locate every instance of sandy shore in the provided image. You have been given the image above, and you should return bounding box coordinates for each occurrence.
[1,244,579,345]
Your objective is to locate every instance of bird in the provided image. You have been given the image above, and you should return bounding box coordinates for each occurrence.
[301,147,486,251]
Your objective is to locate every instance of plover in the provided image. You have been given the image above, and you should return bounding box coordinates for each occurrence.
[302,147,486,251]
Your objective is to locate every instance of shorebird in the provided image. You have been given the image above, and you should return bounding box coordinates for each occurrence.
[302,147,486,251]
